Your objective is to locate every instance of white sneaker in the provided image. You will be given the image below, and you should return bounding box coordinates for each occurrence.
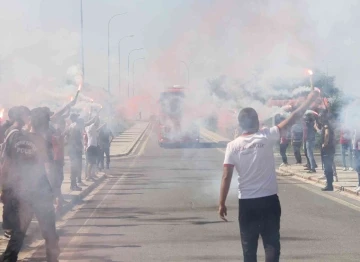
[319,175,326,179]
[280,163,287,167]
[334,175,338,182]
[349,167,354,171]
[356,186,360,193]
[343,167,347,171]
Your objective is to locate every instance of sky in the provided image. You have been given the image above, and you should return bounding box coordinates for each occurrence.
[1,0,360,110]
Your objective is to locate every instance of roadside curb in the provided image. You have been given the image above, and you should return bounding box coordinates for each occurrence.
[277,168,359,197]
[1,172,109,254]
[110,122,150,157]
[56,173,107,218]
[24,173,108,245]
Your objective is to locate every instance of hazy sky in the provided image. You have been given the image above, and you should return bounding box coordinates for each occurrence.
[0,0,193,94]
[1,0,360,104]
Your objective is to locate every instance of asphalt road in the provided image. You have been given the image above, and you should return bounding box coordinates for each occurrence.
[21,125,360,261]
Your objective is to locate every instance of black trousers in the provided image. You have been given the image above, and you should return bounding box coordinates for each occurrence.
[279,143,288,164]
[98,146,110,169]
[322,150,335,187]
[69,152,82,185]
[354,150,360,186]
[0,192,59,262]
[292,142,302,164]
[53,160,64,200]
[239,195,281,262]
[1,189,17,231]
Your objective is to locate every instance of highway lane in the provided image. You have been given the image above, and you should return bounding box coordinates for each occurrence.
[21,125,360,261]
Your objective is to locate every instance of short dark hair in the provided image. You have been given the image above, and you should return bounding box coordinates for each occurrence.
[31,107,50,132]
[41,107,54,117]
[238,108,259,132]
[11,106,30,124]
[8,107,16,121]
[70,113,79,122]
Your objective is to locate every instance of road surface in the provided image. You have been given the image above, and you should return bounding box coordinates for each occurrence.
[21,124,360,261]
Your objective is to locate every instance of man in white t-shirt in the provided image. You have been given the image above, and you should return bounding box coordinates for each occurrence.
[85,117,104,181]
[219,90,319,262]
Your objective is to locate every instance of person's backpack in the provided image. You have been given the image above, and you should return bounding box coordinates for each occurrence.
[0,121,13,143]
[0,129,19,180]
[0,129,19,161]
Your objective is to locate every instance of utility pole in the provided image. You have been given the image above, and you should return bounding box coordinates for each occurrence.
[132,57,145,96]
[107,12,127,94]
[118,35,134,95]
[180,60,190,86]
[80,0,85,84]
[127,48,144,98]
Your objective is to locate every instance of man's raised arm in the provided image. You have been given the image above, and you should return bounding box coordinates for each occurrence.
[85,116,98,127]
[277,90,320,132]
[51,99,76,121]
[97,123,106,132]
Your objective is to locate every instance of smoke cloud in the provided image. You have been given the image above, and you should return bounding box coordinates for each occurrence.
[1,1,360,125]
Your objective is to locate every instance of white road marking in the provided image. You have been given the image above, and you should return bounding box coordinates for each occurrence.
[60,126,153,261]
[18,125,153,261]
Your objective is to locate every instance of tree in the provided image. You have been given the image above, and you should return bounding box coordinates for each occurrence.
[289,70,346,120]
[207,75,230,100]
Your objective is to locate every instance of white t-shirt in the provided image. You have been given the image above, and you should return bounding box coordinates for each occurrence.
[85,123,98,148]
[223,126,280,199]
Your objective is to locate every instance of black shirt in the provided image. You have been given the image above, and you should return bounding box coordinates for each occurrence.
[66,123,83,155]
[98,128,113,148]
[321,124,335,154]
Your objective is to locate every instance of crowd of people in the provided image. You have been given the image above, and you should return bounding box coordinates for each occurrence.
[0,98,114,262]
[278,111,360,192]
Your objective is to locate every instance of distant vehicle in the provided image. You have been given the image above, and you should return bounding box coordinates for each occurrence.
[157,86,200,147]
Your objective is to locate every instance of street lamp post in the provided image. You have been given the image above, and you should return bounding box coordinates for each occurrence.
[107,12,127,94]
[118,35,134,95]
[322,60,330,91]
[180,60,189,86]
[127,48,144,97]
[80,0,85,84]
[132,57,145,96]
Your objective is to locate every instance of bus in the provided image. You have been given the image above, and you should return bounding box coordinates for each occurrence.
[158,86,199,146]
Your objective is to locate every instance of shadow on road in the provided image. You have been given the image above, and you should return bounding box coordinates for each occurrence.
[160,142,227,149]
[191,221,224,225]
